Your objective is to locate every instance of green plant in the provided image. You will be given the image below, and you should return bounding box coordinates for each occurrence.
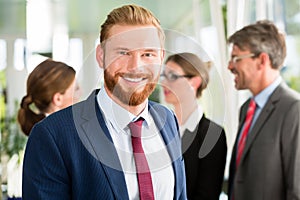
[1,100,27,159]
[288,76,300,92]
[149,85,161,103]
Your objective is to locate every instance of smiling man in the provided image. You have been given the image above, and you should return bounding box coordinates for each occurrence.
[98,25,163,110]
[227,20,300,200]
[22,4,187,200]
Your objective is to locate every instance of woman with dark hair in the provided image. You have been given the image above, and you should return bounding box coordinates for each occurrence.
[161,52,227,200]
[18,58,80,136]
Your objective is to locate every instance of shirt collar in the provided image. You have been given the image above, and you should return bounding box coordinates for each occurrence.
[97,87,150,131]
[254,76,282,108]
[180,105,203,135]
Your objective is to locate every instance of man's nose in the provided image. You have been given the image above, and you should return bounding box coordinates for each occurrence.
[227,61,234,71]
[128,53,142,71]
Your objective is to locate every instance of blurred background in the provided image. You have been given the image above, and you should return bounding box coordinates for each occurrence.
[1,0,300,199]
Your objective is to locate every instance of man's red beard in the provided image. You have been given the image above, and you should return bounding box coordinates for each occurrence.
[104,70,156,106]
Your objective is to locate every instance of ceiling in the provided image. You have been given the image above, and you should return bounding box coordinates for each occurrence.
[0,0,194,36]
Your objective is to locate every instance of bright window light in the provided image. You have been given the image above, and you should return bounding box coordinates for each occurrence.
[13,39,26,71]
[26,54,48,74]
[68,38,83,72]
[53,27,69,62]
[0,40,7,71]
[26,0,52,53]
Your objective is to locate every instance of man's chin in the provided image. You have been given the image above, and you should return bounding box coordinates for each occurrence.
[132,86,147,94]
[105,75,156,106]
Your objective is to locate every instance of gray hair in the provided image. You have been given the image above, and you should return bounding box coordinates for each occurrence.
[228,20,286,69]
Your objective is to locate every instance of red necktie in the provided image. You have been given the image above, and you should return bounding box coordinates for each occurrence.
[236,99,256,168]
[129,118,155,200]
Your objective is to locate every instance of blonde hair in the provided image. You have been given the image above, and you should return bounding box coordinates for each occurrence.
[100,4,165,47]
[18,59,75,136]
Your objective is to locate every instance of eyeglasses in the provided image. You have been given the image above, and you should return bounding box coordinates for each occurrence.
[229,53,256,64]
[160,71,194,82]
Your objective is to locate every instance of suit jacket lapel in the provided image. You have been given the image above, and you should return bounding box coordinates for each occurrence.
[149,102,183,199]
[73,90,129,200]
[240,84,282,165]
[75,94,183,199]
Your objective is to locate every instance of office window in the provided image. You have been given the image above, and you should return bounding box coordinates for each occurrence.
[13,39,26,71]
[0,39,7,71]
[68,38,83,72]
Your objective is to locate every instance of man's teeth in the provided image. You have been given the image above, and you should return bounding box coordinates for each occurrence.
[123,77,144,82]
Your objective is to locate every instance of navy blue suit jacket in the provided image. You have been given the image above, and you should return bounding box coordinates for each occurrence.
[22,90,187,200]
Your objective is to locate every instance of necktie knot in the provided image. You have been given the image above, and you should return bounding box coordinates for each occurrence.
[129,118,144,138]
[248,99,256,112]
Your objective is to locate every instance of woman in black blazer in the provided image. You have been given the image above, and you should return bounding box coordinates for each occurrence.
[161,52,227,200]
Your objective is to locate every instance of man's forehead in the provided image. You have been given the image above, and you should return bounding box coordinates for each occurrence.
[103,26,162,50]
[231,44,247,53]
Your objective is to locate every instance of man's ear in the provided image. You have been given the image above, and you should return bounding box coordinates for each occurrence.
[258,52,270,69]
[96,44,104,69]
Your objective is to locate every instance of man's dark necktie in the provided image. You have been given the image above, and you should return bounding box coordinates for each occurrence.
[129,118,155,200]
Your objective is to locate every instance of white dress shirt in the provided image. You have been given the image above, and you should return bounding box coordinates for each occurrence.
[97,87,174,200]
[179,105,204,137]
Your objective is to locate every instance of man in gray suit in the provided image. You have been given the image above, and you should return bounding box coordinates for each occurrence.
[227,20,300,200]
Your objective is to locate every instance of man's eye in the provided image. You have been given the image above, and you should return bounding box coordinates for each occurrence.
[143,52,155,57]
[118,51,129,55]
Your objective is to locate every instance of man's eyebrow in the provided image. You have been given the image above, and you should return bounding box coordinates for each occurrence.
[113,47,130,51]
[113,47,160,52]
[144,48,159,52]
